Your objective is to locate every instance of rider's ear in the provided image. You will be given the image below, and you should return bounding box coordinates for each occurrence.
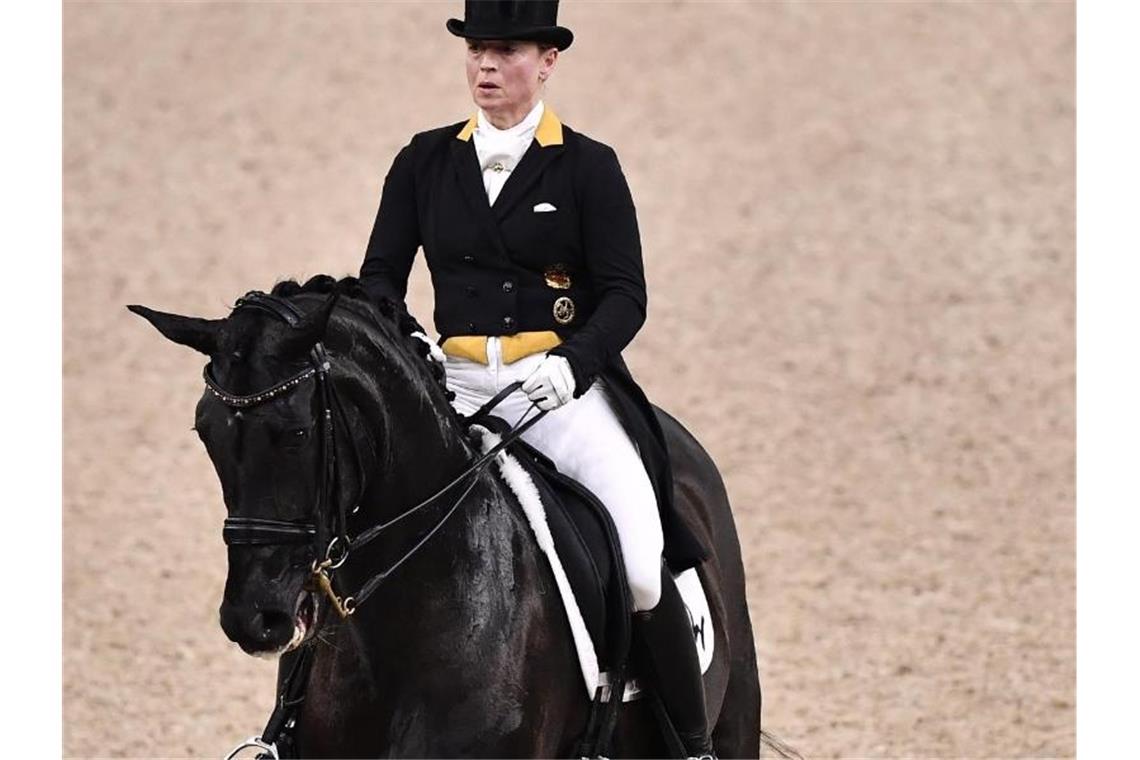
[279,291,339,356]
[127,304,221,356]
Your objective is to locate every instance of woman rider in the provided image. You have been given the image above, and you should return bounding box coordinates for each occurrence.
[359,2,713,755]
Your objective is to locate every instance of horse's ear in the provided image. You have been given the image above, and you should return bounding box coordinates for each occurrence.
[127,304,222,356]
[279,291,339,356]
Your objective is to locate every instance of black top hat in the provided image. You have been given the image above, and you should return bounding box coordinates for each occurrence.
[447,0,573,51]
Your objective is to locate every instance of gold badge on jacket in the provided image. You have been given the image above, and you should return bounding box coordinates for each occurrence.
[543,264,572,290]
[552,296,575,324]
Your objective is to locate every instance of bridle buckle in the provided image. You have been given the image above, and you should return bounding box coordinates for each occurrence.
[324,536,349,569]
[310,557,354,619]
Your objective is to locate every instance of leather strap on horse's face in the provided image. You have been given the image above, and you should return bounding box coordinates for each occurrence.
[221,516,317,546]
[206,289,549,621]
[235,290,305,326]
[209,291,350,562]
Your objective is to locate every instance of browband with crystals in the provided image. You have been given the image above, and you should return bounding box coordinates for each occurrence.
[202,360,326,408]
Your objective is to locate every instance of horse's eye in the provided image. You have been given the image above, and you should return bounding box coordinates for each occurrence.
[279,426,311,450]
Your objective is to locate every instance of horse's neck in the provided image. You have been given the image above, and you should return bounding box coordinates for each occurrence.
[327,466,556,728]
[306,483,564,754]
[356,384,472,521]
[307,364,576,752]
[339,352,549,662]
[338,327,472,507]
[380,473,540,639]
[352,449,544,652]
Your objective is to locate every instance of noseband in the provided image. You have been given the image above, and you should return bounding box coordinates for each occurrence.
[209,290,545,618]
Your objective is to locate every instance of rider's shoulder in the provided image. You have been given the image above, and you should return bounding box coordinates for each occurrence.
[561,126,627,183]
[414,119,473,144]
[395,120,472,157]
[563,125,611,155]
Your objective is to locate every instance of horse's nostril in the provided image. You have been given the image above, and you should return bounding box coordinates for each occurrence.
[221,601,296,651]
[251,608,294,643]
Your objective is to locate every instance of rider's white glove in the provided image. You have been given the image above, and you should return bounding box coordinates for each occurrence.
[520,354,576,411]
[410,331,447,364]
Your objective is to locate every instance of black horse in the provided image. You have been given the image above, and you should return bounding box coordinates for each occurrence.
[130,275,762,758]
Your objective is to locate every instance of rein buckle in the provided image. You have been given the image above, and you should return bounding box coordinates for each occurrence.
[311,559,355,619]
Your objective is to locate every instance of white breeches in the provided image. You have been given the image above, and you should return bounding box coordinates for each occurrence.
[444,338,665,612]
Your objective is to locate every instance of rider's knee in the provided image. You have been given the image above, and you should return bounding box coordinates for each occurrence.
[625,521,665,612]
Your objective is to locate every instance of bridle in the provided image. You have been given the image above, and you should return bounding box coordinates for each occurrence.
[216,292,641,760]
[210,290,546,619]
[217,289,552,760]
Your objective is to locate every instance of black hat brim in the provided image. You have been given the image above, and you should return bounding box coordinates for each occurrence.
[446,19,573,51]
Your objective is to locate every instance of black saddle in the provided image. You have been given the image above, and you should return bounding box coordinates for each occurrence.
[474,414,632,672]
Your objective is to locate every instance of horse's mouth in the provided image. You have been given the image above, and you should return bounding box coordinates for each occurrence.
[242,589,318,660]
[283,588,318,653]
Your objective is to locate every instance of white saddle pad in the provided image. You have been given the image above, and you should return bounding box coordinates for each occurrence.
[471,425,714,702]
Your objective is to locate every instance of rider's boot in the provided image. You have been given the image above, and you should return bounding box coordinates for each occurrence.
[633,562,716,759]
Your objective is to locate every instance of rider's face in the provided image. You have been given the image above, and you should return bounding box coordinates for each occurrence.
[465,39,556,126]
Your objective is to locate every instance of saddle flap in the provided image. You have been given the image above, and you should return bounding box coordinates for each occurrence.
[511,440,630,669]
[473,417,630,669]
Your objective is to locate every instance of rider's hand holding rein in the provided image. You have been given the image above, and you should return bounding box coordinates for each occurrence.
[521,353,576,410]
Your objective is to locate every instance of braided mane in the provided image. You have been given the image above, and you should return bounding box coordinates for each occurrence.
[267,274,452,401]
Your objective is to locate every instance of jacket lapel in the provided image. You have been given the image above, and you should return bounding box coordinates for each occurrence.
[491,139,565,220]
[491,105,566,219]
[448,128,512,261]
[449,105,568,251]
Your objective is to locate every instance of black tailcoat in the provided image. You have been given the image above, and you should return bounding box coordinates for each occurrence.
[360,106,707,570]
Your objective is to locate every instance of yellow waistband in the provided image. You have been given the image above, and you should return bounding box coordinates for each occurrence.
[440,331,563,365]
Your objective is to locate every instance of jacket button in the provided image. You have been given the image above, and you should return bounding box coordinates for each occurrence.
[465,285,478,298]
[502,280,514,293]
[502,315,515,330]
[462,254,475,263]
[466,321,476,332]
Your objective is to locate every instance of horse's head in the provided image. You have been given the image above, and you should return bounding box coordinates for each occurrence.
[130,288,346,655]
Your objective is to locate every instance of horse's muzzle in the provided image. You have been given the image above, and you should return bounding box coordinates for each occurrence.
[219,599,298,654]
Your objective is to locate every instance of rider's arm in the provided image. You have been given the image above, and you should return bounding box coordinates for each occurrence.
[360,140,424,330]
[548,142,647,396]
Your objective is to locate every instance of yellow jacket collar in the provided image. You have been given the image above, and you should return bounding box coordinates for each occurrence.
[456,105,563,147]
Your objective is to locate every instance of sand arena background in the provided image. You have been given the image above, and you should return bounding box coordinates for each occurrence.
[64,2,1074,757]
